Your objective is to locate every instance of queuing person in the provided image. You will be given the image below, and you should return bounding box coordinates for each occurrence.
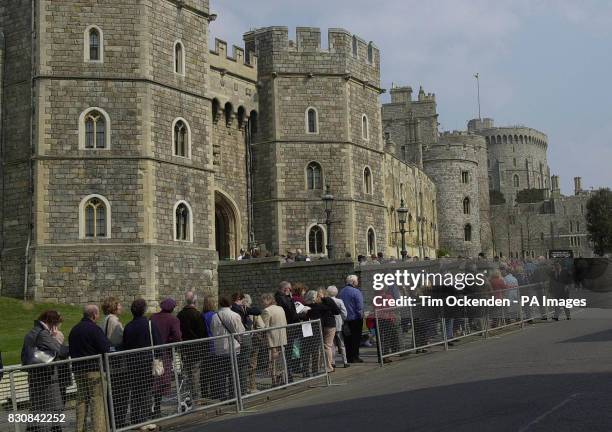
[304,289,340,373]
[210,297,245,398]
[122,299,161,428]
[22,310,70,432]
[68,305,111,432]
[551,261,572,320]
[326,286,349,368]
[230,292,261,394]
[99,297,128,428]
[275,281,301,379]
[199,296,217,399]
[338,275,364,363]
[177,291,207,402]
[260,292,288,385]
[291,283,307,304]
[243,293,264,393]
[150,298,182,416]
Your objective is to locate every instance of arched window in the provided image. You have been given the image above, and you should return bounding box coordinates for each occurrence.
[89,28,100,60]
[172,118,190,158]
[174,201,193,242]
[464,224,472,242]
[367,227,376,255]
[463,197,470,215]
[503,135,507,144]
[352,35,358,57]
[212,99,221,124]
[174,41,185,75]
[496,135,501,144]
[308,225,325,254]
[520,135,524,144]
[513,174,520,188]
[84,26,103,62]
[79,195,111,239]
[249,110,258,135]
[508,135,513,144]
[237,106,246,129]
[306,162,322,190]
[306,107,318,134]
[224,102,233,126]
[79,107,110,149]
[513,157,517,167]
[367,42,373,63]
[569,221,573,232]
[362,114,369,140]
[363,166,372,194]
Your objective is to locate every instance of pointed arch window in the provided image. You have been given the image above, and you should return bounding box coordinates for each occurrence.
[84,26,103,62]
[362,114,369,140]
[464,224,472,242]
[79,108,110,150]
[174,201,193,242]
[308,225,325,255]
[367,228,376,255]
[172,118,191,158]
[513,174,520,188]
[306,162,322,190]
[363,167,373,194]
[306,107,318,134]
[463,197,470,215]
[174,41,185,75]
[79,195,111,239]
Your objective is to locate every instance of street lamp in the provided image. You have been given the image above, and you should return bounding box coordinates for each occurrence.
[397,197,409,261]
[321,184,335,259]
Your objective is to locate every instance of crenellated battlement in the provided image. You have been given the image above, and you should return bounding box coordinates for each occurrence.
[389,85,435,104]
[243,26,380,81]
[209,37,257,81]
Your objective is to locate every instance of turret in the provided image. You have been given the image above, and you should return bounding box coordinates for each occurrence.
[574,176,582,195]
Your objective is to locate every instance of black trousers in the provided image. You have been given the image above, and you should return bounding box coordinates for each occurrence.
[345,319,363,362]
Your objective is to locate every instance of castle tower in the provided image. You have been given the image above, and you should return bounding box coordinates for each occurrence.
[423,132,487,257]
[244,26,387,257]
[382,85,438,167]
[468,118,550,204]
[0,0,221,305]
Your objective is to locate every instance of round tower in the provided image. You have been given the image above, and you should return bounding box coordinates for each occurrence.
[423,131,487,258]
[468,118,550,204]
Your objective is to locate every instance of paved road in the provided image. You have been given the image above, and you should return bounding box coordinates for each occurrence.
[179,306,612,432]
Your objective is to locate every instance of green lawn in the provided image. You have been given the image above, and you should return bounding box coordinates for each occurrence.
[0,297,130,367]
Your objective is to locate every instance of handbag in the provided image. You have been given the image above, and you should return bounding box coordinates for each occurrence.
[27,328,56,365]
[149,320,164,377]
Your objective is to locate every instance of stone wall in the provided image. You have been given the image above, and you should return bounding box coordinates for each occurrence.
[218,257,441,311]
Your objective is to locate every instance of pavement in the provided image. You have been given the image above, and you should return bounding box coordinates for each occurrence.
[174,305,612,432]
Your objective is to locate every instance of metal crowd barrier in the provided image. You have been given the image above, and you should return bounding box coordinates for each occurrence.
[373,282,569,365]
[0,354,108,432]
[0,319,327,432]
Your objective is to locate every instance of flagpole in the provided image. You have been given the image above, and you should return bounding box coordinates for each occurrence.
[474,73,481,120]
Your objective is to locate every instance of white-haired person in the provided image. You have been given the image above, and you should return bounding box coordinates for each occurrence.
[326,286,349,368]
[304,289,340,373]
[338,275,364,363]
[260,293,287,385]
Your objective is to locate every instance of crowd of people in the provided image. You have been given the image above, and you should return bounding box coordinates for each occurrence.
[14,275,367,432]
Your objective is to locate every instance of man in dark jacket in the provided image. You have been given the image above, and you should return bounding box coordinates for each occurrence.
[275,281,301,379]
[68,305,111,432]
[177,291,207,400]
[122,298,160,426]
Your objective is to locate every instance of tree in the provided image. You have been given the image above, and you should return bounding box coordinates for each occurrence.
[586,188,612,256]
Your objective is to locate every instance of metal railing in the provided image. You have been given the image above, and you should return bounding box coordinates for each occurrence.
[373,282,570,364]
[0,319,327,432]
[0,354,108,432]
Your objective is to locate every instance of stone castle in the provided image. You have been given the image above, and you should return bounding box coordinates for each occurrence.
[0,0,594,304]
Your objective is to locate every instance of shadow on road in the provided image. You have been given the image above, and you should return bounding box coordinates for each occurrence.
[187,372,612,432]
[558,329,612,343]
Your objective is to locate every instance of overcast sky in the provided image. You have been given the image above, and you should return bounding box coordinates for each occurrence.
[209,0,612,195]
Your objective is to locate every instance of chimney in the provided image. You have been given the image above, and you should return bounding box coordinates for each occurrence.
[574,176,582,195]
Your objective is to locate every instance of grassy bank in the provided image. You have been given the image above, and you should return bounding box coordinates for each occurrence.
[0,297,131,367]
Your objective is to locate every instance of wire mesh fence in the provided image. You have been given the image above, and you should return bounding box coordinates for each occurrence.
[0,320,327,432]
[374,283,556,364]
[0,355,107,432]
